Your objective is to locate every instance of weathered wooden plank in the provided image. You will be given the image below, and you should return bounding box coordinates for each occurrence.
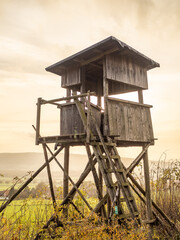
[103,57,109,136]
[107,98,154,143]
[61,65,81,88]
[108,97,152,108]
[35,98,42,145]
[42,144,57,208]
[63,146,70,217]
[106,53,148,90]
[143,149,154,238]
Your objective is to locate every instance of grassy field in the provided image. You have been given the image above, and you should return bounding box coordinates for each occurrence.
[0,158,179,239]
[0,197,148,240]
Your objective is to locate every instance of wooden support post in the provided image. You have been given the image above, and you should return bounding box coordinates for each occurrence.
[66,89,71,101]
[97,84,103,216]
[138,89,154,238]
[63,146,70,217]
[143,150,154,239]
[62,88,71,217]
[98,166,103,216]
[103,57,109,136]
[138,90,144,104]
[61,158,97,206]
[80,66,86,95]
[85,144,107,218]
[42,144,56,208]
[126,143,151,174]
[36,97,42,145]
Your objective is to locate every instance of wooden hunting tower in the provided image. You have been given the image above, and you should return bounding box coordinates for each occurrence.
[35,36,160,236]
[1,36,178,239]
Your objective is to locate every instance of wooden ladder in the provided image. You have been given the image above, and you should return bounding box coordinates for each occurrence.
[75,97,140,223]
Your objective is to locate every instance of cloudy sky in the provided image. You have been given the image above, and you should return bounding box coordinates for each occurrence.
[0,0,180,160]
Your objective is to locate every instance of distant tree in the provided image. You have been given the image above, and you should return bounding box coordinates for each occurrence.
[17,186,31,199]
[35,182,49,198]
[30,187,36,198]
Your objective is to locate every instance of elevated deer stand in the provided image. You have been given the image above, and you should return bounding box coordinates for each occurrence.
[0,36,178,239]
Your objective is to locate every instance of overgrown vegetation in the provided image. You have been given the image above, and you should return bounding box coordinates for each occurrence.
[0,157,179,239]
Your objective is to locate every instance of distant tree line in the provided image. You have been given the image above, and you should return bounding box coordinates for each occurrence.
[8,181,98,200]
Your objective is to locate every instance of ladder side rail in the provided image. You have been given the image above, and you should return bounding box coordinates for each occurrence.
[88,107,138,219]
[111,147,140,215]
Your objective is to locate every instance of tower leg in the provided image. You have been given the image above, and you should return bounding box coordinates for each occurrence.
[63,146,70,218]
[98,167,104,216]
[143,149,154,239]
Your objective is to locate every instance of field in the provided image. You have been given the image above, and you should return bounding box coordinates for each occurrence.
[0,158,180,239]
[0,197,149,240]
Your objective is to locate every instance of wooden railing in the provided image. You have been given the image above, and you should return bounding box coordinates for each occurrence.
[35,92,96,145]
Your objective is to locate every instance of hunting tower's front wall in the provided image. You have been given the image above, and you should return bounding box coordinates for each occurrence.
[107,98,154,143]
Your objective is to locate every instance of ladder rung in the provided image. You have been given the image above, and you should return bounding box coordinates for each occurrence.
[91,142,116,147]
[119,197,134,202]
[105,168,113,173]
[122,183,129,187]
[99,142,116,147]
[116,169,124,173]
[104,168,124,174]
[111,155,119,159]
[101,154,119,159]
[91,142,99,146]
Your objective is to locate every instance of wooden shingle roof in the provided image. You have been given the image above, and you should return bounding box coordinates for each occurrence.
[46,36,160,76]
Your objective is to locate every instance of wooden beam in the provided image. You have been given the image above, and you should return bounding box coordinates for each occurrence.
[103,56,109,136]
[61,157,97,206]
[35,98,42,145]
[63,146,70,217]
[80,66,86,95]
[85,143,107,218]
[41,92,96,105]
[0,146,63,213]
[138,90,144,104]
[108,97,152,108]
[70,201,85,218]
[89,62,102,70]
[90,193,108,215]
[42,144,56,208]
[143,150,154,239]
[86,92,91,143]
[80,47,119,66]
[126,143,151,174]
[138,90,153,239]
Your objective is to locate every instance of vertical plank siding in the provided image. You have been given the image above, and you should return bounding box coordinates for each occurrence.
[107,98,154,142]
[61,65,81,88]
[60,103,101,136]
[106,53,148,90]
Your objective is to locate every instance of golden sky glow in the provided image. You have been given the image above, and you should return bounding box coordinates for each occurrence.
[0,0,180,160]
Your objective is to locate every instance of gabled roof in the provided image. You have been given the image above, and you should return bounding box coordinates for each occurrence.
[46,36,160,76]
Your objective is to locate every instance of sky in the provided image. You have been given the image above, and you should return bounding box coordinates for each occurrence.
[0,0,180,161]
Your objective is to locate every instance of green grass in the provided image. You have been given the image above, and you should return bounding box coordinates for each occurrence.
[0,196,100,239]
